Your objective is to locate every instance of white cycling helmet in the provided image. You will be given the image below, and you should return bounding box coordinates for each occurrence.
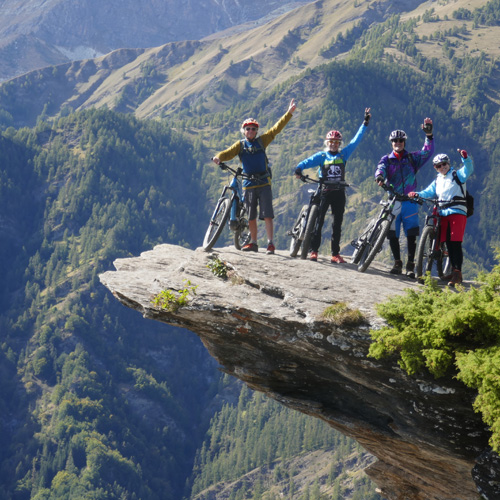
[389,130,407,141]
[433,153,450,165]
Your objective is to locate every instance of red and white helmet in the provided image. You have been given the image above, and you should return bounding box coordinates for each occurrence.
[325,130,343,141]
[241,118,259,129]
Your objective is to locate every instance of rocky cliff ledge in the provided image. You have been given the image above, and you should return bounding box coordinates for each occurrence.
[99,244,499,500]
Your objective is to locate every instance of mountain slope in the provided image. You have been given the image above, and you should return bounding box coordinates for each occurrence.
[0,109,222,499]
[0,0,313,81]
[2,0,499,130]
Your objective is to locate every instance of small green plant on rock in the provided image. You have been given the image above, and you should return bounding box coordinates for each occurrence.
[207,256,229,279]
[152,280,198,312]
[321,302,366,327]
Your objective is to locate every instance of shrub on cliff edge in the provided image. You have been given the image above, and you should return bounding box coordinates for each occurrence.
[368,253,500,453]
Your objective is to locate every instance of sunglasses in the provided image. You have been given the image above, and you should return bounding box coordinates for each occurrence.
[391,138,405,143]
[245,127,258,131]
[434,162,448,169]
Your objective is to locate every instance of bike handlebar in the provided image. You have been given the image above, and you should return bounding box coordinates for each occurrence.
[381,183,421,204]
[415,195,439,206]
[218,162,264,181]
[299,174,350,188]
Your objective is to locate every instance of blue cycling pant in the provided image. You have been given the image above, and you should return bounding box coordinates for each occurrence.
[389,200,420,238]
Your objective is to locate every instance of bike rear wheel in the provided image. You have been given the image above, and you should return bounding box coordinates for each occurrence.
[357,219,391,272]
[203,197,231,251]
[415,225,443,280]
[300,204,319,259]
[289,205,308,257]
[234,214,251,250]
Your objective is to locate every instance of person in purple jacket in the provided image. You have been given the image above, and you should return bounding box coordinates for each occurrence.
[375,118,434,277]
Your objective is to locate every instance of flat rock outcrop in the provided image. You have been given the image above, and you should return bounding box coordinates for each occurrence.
[99,243,499,500]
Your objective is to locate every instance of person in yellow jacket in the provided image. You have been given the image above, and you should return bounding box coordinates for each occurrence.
[212,99,296,254]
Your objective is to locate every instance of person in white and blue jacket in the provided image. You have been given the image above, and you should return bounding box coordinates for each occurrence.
[294,108,371,264]
[409,149,474,286]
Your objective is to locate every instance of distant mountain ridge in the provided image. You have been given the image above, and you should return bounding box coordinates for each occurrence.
[0,0,313,81]
[1,0,498,130]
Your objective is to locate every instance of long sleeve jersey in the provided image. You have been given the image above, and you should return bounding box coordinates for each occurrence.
[416,156,474,216]
[374,136,434,195]
[215,110,293,189]
[295,122,368,184]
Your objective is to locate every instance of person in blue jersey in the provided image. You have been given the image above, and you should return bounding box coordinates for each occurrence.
[374,118,434,277]
[409,150,474,286]
[294,108,371,264]
[212,99,297,254]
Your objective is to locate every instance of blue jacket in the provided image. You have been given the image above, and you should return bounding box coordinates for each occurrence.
[295,122,368,183]
[417,156,474,216]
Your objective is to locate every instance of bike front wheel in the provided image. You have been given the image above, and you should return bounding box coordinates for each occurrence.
[350,219,375,265]
[357,219,391,272]
[203,197,231,251]
[415,225,443,280]
[289,205,308,257]
[300,205,319,259]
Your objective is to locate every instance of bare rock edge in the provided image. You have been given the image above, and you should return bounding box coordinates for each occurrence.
[99,243,499,500]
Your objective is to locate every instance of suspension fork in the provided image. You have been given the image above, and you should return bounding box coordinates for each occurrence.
[229,176,242,221]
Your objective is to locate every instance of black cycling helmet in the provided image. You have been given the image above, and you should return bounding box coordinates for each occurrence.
[389,130,407,141]
[433,153,450,165]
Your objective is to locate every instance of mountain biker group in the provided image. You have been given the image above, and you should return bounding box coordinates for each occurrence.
[210,100,474,285]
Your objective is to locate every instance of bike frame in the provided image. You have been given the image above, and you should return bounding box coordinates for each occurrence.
[352,185,401,250]
[298,176,349,235]
[229,171,244,222]
[416,197,450,278]
[351,184,417,271]
[423,200,442,255]
[208,165,244,226]
[302,178,322,234]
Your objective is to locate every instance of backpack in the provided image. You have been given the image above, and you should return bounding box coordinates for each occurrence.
[452,170,474,217]
[238,137,272,179]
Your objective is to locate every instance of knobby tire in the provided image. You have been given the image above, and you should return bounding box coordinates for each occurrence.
[350,219,374,265]
[300,204,319,259]
[415,225,443,279]
[289,205,308,257]
[203,197,231,251]
[357,219,391,272]
[234,216,251,250]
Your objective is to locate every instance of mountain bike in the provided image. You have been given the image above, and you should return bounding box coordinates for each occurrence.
[414,197,452,281]
[351,184,416,273]
[202,163,251,251]
[288,175,349,259]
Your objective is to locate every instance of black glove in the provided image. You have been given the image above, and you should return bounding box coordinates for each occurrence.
[375,175,384,184]
[294,167,302,176]
[219,163,228,171]
[422,122,433,136]
[364,110,371,126]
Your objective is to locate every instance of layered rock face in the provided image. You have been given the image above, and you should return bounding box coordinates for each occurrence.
[99,244,499,500]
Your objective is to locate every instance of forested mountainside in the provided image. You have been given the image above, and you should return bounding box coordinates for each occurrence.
[2,0,500,498]
[0,0,313,82]
[0,109,218,499]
